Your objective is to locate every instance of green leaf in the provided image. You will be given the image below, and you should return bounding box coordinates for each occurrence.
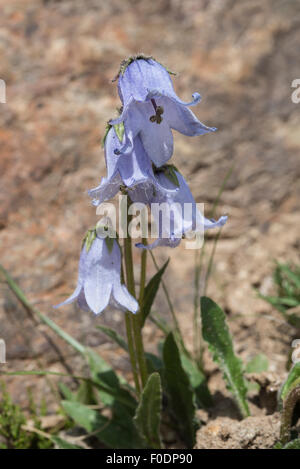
[141,259,169,327]
[2,370,132,410]
[134,373,163,449]
[258,294,299,308]
[162,332,198,448]
[51,436,82,449]
[145,353,163,375]
[278,264,300,290]
[58,383,77,402]
[180,353,213,408]
[62,400,107,434]
[62,401,144,449]
[280,363,300,403]
[85,348,136,410]
[76,380,98,405]
[96,325,128,352]
[109,402,146,449]
[201,296,250,418]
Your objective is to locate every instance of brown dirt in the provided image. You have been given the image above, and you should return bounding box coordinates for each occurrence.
[196,413,281,449]
[0,0,300,449]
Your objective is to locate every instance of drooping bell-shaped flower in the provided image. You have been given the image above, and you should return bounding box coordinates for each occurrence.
[136,168,227,249]
[55,231,138,315]
[88,125,177,206]
[110,56,216,167]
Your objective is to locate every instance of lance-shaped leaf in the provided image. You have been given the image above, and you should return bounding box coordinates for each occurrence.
[85,348,136,411]
[201,297,250,418]
[280,362,300,404]
[62,400,144,449]
[162,332,198,448]
[141,259,169,327]
[51,436,82,449]
[134,372,163,449]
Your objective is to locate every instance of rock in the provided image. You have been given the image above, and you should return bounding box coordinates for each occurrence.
[195,413,281,449]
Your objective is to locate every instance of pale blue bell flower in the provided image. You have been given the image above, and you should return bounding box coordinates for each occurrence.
[55,235,138,315]
[88,126,177,206]
[136,170,227,249]
[110,57,216,167]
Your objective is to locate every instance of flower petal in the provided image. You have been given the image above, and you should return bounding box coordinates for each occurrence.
[54,246,88,309]
[83,237,113,315]
[88,175,121,206]
[158,96,216,136]
[77,289,90,312]
[112,101,173,167]
[118,58,175,107]
[54,284,83,309]
[112,283,139,314]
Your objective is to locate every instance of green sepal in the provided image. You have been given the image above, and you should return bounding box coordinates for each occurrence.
[163,165,180,187]
[114,54,176,81]
[82,229,97,253]
[113,122,125,143]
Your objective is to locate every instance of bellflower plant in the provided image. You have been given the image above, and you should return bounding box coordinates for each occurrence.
[34,55,244,450]
[110,55,216,167]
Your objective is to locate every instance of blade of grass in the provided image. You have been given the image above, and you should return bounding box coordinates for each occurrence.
[1,370,136,410]
[0,264,85,355]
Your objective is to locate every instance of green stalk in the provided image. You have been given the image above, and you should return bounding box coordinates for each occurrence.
[124,313,141,395]
[193,243,206,365]
[193,249,201,359]
[120,262,141,395]
[138,238,147,304]
[124,204,148,389]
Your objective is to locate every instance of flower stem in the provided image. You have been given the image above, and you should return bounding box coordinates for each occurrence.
[124,204,148,389]
[120,263,141,395]
[139,238,147,304]
[124,313,141,395]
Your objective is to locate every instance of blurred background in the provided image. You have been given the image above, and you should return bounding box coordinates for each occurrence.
[0,0,299,408]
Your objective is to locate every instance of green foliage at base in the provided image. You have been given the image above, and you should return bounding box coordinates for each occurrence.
[0,383,53,449]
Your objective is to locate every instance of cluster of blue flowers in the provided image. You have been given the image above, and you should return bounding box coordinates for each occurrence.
[57,55,227,315]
